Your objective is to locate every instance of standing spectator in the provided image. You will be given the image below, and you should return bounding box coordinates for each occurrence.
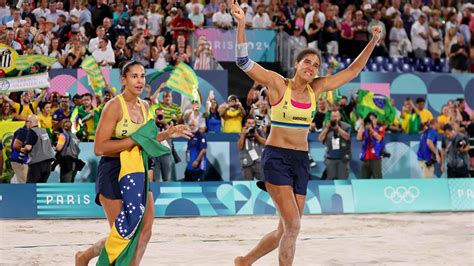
[240,0,255,18]
[203,0,220,27]
[102,18,118,47]
[33,33,48,55]
[310,98,329,132]
[32,0,50,22]
[188,4,205,28]
[450,34,470,73]
[368,10,387,57]
[205,97,222,133]
[20,1,36,26]
[114,34,132,68]
[0,0,10,19]
[5,7,26,29]
[386,0,401,17]
[251,100,271,134]
[157,91,183,124]
[170,34,192,65]
[131,33,150,67]
[357,112,385,179]
[92,37,115,68]
[389,18,411,57]
[238,116,266,181]
[252,4,273,29]
[6,28,21,51]
[184,120,207,181]
[324,6,341,56]
[46,1,61,31]
[319,110,351,180]
[240,3,254,28]
[411,13,428,59]
[150,36,170,70]
[415,97,433,125]
[271,9,292,35]
[212,2,233,29]
[2,89,46,121]
[185,0,204,14]
[306,13,323,51]
[76,93,97,142]
[130,5,147,30]
[457,98,470,130]
[52,94,72,131]
[149,108,174,182]
[55,15,70,45]
[184,100,207,133]
[441,123,471,178]
[219,95,246,133]
[55,119,80,183]
[353,10,369,55]
[78,0,92,27]
[9,121,29,183]
[193,36,213,70]
[88,26,111,54]
[0,102,18,121]
[170,7,195,42]
[417,119,440,178]
[38,102,53,132]
[340,12,354,58]
[113,2,130,27]
[437,105,452,133]
[305,1,325,37]
[91,0,112,28]
[22,115,55,183]
[428,18,444,60]
[444,26,458,58]
[401,98,421,133]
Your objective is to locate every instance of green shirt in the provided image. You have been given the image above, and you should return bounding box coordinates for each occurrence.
[156,102,182,124]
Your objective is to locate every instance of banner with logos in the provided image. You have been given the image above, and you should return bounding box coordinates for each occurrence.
[1,179,472,218]
[195,29,277,62]
[0,73,50,93]
[352,179,452,213]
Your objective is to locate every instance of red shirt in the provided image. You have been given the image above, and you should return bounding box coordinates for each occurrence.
[171,16,194,40]
[363,127,385,161]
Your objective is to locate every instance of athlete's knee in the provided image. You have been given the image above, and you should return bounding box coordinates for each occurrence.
[283,218,301,238]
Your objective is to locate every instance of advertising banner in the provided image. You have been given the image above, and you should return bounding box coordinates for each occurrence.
[0,184,36,218]
[0,73,50,93]
[448,178,474,211]
[352,179,452,213]
[195,29,277,62]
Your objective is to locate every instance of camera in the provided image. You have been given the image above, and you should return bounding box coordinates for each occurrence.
[425,159,436,167]
[330,120,337,127]
[247,127,255,135]
[456,139,467,149]
[157,114,164,121]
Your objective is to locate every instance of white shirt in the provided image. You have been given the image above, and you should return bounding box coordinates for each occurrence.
[0,5,10,18]
[32,7,50,21]
[131,15,147,30]
[410,21,427,50]
[185,3,204,14]
[212,11,233,27]
[70,8,81,19]
[252,13,271,29]
[88,37,112,54]
[6,19,26,28]
[147,12,163,36]
[304,10,325,34]
[386,6,400,17]
[92,47,115,67]
[184,110,206,129]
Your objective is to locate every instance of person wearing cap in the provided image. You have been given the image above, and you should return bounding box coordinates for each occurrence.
[2,89,46,121]
[219,95,246,133]
[240,0,254,17]
[411,13,428,59]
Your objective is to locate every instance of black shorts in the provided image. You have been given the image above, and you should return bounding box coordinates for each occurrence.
[258,145,310,195]
[95,157,151,206]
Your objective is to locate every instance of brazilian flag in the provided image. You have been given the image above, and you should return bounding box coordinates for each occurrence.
[356,90,396,124]
[166,62,200,102]
[80,56,106,96]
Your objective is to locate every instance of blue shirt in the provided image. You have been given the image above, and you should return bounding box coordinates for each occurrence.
[186,131,207,170]
[206,113,221,133]
[52,107,72,123]
[417,128,438,161]
[10,126,28,163]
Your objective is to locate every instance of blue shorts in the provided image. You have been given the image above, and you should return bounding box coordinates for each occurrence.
[258,145,310,195]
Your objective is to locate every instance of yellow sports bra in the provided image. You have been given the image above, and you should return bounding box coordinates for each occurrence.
[113,94,148,139]
[270,80,317,129]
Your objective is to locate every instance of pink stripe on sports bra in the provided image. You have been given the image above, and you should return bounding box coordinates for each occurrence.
[291,99,311,109]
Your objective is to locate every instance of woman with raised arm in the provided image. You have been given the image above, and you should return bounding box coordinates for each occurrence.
[230,1,382,265]
[75,60,192,266]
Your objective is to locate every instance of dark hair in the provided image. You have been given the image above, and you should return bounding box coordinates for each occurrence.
[341,95,348,100]
[39,101,51,111]
[456,98,464,104]
[429,119,438,126]
[120,60,144,77]
[73,94,82,101]
[100,36,109,43]
[443,123,453,132]
[415,97,425,104]
[245,115,256,123]
[295,48,322,65]
[82,93,93,99]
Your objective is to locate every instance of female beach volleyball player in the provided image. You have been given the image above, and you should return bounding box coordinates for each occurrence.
[75,61,192,266]
[230,2,382,265]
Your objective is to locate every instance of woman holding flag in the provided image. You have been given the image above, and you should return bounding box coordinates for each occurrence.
[75,60,192,266]
[230,1,382,265]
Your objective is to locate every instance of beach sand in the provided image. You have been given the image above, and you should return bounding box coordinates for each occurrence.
[1,212,473,265]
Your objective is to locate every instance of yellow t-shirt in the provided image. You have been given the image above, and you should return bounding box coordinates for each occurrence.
[418,109,433,124]
[222,108,243,133]
[437,115,450,133]
[38,113,53,130]
[12,102,39,117]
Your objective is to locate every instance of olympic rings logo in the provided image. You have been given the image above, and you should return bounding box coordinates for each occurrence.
[384,186,420,204]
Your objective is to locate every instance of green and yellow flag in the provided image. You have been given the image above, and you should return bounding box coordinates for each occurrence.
[165,62,200,102]
[16,55,57,70]
[356,90,396,124]
[81,56,106,96]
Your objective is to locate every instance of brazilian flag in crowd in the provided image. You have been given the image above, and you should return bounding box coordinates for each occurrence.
[356,90,396,124]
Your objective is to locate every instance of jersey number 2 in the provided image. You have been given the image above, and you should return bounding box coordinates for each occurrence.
[121,130,127,136]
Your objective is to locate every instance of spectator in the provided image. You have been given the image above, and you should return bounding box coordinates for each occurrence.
[324,6,341,56]
[188,4,205,28]
[353,10,369,55]
[131,33,150,67]
[55,119,81,183]
[253,4,272,29]
[150,36,170,70]
[389,18,411,57]
[52,94,72,131]
[22,115,55,183]
[170,7,195,42]
[185,0,204,14]
[417,119,441,178]
[251,100,271,135]
[114,34,132,68]
[92,37,115,68]
[203,0,220,27]
[467,113,474,177]
[305,1,325,36]
[401,98,421,133]
[411,13,428,59]
[32,0,50,22]
[340,11,354,58]
[0,102,18,121]
[437,104,453,133]
[306,13,323,51]
[91,0,112,28]
[149,108,174,182]
[368,10,387,57]
[444,26,458,58]
[55,15,70,44]
[205,97,222,133]
[49,38,65,68]
[450,34,470,73]
[184,120,207,181]
[170,34,192,65]
[0,0,9,19]
[38,102,53,131]
[240,0,255,18]
[6,7,26,28]
[415,97,433,125]
[130,5,147,31]
[240,3,254,28]
[212,2,233,29]
[220,95,246,133]
[271,9,292,35]
[319,110,352,180]
[310,98,329,132]
[113,2,130,27]
[457,98,470,130]
[20,1,36,27]
[2,89,46,121]
[78,0,92,27]
[46,1,61,31]
[6,27,21,51]
[193,36,213,70]
[441,123,471,178]
[428,16,444,60]
[76,93,97,142]
[386,0,402,17]
[88,26,112,54]
[32,33,48,55]
[184,100,207,133]
[9,121,29,184]
[357,112,385,179]
[157,91,183,125]
[238,116,266,180]
[66,34,86,68]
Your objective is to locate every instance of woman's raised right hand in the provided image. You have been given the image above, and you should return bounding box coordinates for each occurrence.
[229,0,245,24]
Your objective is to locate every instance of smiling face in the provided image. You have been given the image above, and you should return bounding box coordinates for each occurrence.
[295,52,321,82]
[121,64,146,97]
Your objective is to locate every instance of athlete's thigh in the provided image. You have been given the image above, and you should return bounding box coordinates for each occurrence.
[266,183,300,223]
[99,194,123,228]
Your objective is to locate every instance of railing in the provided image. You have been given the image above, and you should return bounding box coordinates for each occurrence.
[276,30,306,77]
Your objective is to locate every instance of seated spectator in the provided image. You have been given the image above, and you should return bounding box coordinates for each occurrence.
[92,37,115,68]
[401,98,421,133]
[252,4,272,29]
[357,112,385,179]
[205,97,222,133]
[212,2,233,29]
[184,120,207,181]
[150,36,170,70]
[219,95,246,133]
[238,116,266,180]
[6,7,26,29]
[193,36,213,70]
[184,100,207,133]
[49,38,66,68]
[188,4,204,28]
[2,89,46,121]
[52,94,73,131]
[450,34,470,73]
[20,1,36,26]
[32,33,48,55]
[130,5,147,30]
[38,102,53,132]
[55,119,81,183]
[389,18,411,58]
